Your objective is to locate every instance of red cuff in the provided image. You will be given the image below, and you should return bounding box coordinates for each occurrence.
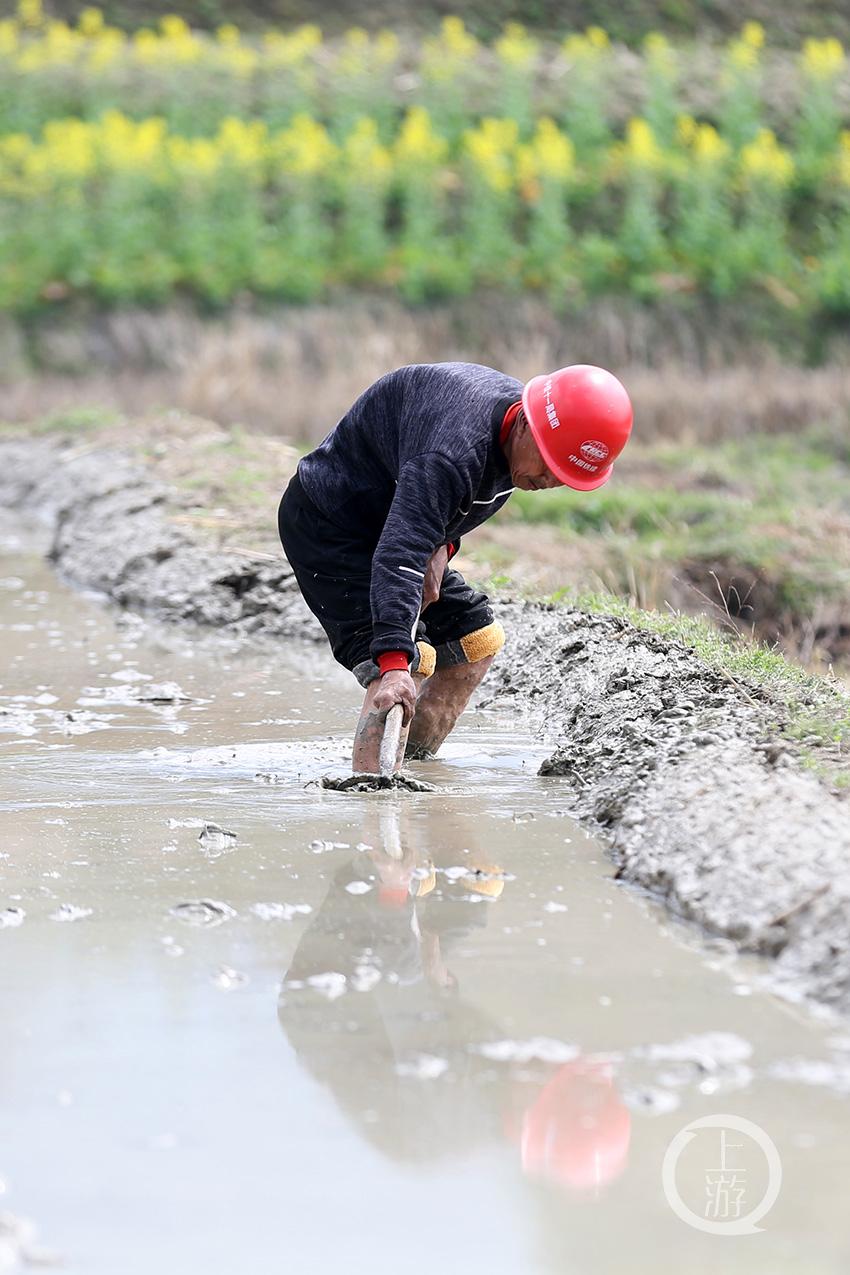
[377,651,409,675]
[446,542,457,559]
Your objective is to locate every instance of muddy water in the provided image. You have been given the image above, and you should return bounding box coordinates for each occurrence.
[1,522,849,1275]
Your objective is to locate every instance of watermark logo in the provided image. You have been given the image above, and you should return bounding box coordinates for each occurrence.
[662,1114,782,1235]
[580,439,609,463]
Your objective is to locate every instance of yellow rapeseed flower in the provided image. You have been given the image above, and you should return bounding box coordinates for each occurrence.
[0,132,36,196]
[272,114,337,176]
[78,7,104,38]
[692,122,729,165]
[17,0,43,29]
[622,117,664,170]
[422,16,477,82]
[262,25,321,68]
[17,21,83,72]
[742,21,765,49]
[564,26,610,61]
[94,111,166,173]
[728,21,765,72]
[225,47,257,76]
[395,107,448,167]
[167,135,220,179]
[644,30,675,75]
[132,29,159,62]
[215,29,257,78]
[343,117,391,183]
[336,27,397,76]
[517,116,575,192]
[375,30,399,65]
[436,16,477,59]
[495,22,538,70]
[87,26,124,70]
[740,128,793,185]
[676,114,697,145]
[801,36,845,80]
[464,117,518,191]
[729,41,758,71]
[160,15,190,41]
[41,119,97,179]
[0,20,18,56]
[341,26,368,60]
[217,117,267,169]
[677,115,728,164]
[157,14,200,62]
[0,131,32,173]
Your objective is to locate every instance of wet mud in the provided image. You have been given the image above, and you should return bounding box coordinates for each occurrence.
[2,434,850,1016]
[320,772,438,792]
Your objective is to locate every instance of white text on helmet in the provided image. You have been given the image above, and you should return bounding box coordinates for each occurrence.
[568,453,599,472]
[542,378,561,431]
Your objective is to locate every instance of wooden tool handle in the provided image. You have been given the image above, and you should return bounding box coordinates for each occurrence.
[379,703,404,778]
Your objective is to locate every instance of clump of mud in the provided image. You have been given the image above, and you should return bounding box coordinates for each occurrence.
[321,773,436,793]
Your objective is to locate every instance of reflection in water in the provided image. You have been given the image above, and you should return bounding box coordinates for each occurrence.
[279,801,631,1193]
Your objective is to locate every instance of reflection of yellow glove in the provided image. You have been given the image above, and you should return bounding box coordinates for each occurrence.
[411,861,436,897]
[460,863,506,899]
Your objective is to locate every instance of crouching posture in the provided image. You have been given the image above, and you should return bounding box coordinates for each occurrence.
[278,362,632,773]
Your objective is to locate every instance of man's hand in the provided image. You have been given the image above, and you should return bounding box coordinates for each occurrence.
[422,545,449,612]
[372,669,417,725]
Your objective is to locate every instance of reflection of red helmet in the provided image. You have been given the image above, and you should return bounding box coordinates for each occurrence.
[522,365,633,491]
[519,1061,631,1192]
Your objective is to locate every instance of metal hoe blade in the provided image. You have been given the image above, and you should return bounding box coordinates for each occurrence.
[379,703,404,778]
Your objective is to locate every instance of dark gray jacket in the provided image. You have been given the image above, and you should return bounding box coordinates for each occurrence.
[297,362,521,660]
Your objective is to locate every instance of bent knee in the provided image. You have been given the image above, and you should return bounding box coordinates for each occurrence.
[436,621,505,669]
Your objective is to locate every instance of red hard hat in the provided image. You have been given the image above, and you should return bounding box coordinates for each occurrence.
[522,365,633,491]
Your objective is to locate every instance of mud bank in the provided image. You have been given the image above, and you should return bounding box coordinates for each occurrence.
[0,434,321,642]
[3,432,850,1014]
[483,606,850,1011]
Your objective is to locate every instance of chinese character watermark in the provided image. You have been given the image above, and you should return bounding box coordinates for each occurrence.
[705,1129,746,1221]
[662,1114,782,1235]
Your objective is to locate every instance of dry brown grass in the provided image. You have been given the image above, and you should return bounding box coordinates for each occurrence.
[3,300,849,446]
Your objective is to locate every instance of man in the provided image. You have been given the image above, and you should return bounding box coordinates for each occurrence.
[278,362,632,773]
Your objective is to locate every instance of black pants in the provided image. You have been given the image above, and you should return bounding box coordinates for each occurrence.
[278,471,494,679]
